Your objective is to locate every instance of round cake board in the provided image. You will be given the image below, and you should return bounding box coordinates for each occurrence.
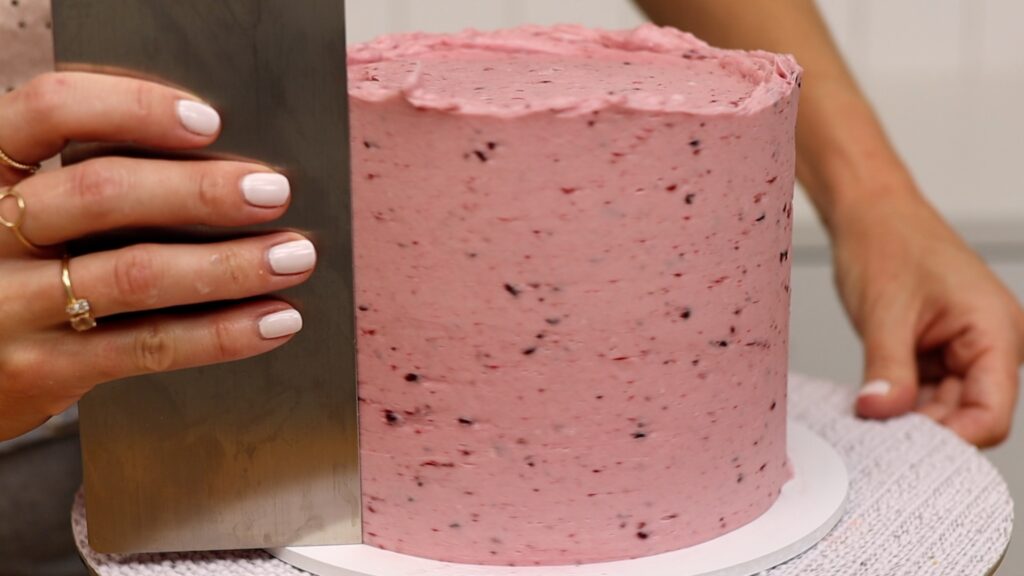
[269,422,848,576]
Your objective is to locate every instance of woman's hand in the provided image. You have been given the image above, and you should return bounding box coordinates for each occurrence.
[832,174,1024,447]
[0,72,315,441]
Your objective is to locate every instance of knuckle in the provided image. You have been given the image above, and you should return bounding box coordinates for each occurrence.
[133,322,175,373]
[0,346,47,396]
[213,246,256,288]
[72,159,125,211]
[0,345,73,415]
[19,72,68,122]
[195,167,230,221]
[113,245,162,308]
[947,328,990,368]
[131,80,157,120]
[211,319,244,361]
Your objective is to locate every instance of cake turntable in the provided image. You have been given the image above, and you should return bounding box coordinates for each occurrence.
[269,422,848,576]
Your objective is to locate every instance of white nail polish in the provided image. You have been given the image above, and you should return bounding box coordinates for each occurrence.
[859,380,892,398]
[176,100,221,136]
[268,239,316,275]
[259,309,303,339]
[241,173,290,207]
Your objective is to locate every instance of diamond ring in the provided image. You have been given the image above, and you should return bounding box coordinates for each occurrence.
[61,254,97,332]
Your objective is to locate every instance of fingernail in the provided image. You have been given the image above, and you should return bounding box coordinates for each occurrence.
[176,100,221,136]
[241,173,290,207]
[268,239,316,275]
[859,379,892,398]
[259,309,302,339]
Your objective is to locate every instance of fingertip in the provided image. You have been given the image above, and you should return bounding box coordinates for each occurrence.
[240,171,291,210]
[267,237,317,276]
[859,379,892,398]
[855,379,918,419]
[175,99,222,139]
[258,308,303,340]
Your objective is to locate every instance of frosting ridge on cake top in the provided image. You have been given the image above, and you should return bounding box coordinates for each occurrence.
[348,24,801,118]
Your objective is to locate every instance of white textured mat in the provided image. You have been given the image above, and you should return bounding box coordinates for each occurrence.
[73,375,1013,576]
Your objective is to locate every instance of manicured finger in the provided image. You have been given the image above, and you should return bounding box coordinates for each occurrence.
[26,234,316,328]
[9,158,290,248]
[856,307,920,419]
[3,301,303,408]
[0,72,220,165]
[942,332,1018,447]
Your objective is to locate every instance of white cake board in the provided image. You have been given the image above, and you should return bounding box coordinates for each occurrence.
[269,422,847,576]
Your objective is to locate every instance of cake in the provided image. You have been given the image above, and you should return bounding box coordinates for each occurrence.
[348,24,801,566]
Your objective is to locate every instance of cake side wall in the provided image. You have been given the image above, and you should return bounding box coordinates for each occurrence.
[351,88,798,565]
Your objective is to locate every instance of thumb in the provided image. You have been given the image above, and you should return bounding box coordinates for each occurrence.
[856,311,920,419]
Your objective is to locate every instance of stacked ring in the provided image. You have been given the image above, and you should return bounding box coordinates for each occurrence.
[0,186,45,253]
[0,146,41,174]
[62,255,97,332]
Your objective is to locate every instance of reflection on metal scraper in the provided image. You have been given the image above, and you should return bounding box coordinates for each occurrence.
[52,0,361,554]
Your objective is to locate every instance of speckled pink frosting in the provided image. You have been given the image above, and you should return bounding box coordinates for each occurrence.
[350,24,801,566]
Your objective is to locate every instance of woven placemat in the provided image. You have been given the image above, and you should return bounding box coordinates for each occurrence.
[73,374,1013,575]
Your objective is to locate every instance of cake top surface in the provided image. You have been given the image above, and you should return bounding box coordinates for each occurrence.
[347,24,801,118]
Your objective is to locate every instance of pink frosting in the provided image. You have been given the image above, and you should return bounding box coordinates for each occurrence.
[351,24,800,566]
[348,24,798,117]
[0,0,54,93]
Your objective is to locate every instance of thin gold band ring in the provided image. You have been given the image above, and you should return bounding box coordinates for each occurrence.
[0,146,40,174]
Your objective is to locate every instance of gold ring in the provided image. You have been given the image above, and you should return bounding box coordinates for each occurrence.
[0,146,40,174]
[0,186,46,254]
[62,255,97,332]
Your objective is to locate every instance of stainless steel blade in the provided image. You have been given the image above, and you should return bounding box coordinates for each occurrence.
[51,0,361,554]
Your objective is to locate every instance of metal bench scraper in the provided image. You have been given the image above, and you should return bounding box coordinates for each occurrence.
[51,0,361,554]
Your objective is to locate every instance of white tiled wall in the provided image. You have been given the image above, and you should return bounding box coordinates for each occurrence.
[346,3,1024,572]
[812,0,1024,245]
[347,0,646,42]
